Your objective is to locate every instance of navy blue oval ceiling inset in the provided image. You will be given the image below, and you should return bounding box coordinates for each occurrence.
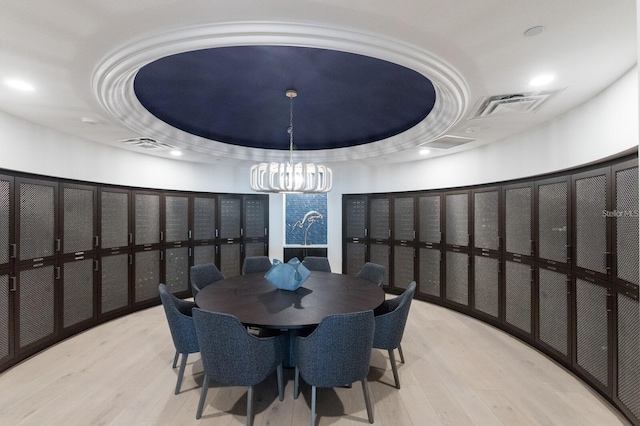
[134,46,436,150]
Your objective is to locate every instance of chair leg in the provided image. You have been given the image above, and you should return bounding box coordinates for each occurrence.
[388,349,400,389]
[361,379,374,424]
[175,353,188,394]
[397,343,405,363]
[310,385,317,426]
[277,364,284,401]
[196,375,210,419]
[246,385,254,426]
[294,366,300,399]
[172,350,179,368]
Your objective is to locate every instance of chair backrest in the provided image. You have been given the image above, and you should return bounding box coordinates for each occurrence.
[301,256,331,272]
[192,309,283,387]
[355,262,386,287]
[190,263,225,297]
[296,310,374,387]
[373,281,416,350]
[158,283,199,354]
[242,256,273,275]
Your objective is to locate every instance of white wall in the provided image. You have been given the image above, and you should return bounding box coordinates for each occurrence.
[336,66,639,195]
[0,111,249,194]
[0,66,637,273]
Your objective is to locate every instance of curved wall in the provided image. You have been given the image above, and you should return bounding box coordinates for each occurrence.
[0,67,637,273]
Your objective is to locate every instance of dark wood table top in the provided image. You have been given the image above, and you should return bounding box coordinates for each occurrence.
[195,271,385,329]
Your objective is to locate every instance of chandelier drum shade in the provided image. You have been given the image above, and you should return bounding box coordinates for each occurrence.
[249,90,333,193]
[250,162,332,193]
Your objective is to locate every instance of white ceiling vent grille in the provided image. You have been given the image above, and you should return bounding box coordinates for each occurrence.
[420,135,475,149]
[118,137,176,150]
[470,90,559,119]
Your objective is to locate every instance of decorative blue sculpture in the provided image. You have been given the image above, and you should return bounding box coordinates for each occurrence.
[264,258,311,291]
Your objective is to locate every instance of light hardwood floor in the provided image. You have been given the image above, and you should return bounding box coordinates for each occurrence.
[0,297,632,426]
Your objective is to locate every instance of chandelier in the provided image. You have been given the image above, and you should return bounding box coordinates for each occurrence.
[249,90,333,193]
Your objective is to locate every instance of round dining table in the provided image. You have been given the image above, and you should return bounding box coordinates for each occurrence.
[195,271,385,329]
[195,271,385,366]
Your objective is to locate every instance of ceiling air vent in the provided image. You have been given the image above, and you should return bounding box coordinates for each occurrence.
[118,137,175,150]
[420,135,475,150]
[470,90,558,119]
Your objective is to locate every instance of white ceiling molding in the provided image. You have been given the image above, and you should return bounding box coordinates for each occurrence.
[92,21,470,163]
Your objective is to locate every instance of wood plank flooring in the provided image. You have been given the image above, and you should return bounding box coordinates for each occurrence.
[0,298,631,425]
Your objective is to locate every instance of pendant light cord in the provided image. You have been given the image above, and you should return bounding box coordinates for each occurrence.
[288,93,294,164]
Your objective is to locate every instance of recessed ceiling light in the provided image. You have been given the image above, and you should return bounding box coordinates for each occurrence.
[524,26,545,37]
[5,78,35,92]
[170,150,182,156]
[529,74,555,87]
[419,149,431,155]
[81,117,99,125]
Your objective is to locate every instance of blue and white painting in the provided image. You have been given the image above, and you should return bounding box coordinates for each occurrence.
[285,193,327,246]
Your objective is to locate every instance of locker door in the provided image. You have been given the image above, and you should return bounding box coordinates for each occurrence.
[392,195,415,290]
[343,195,367,275]
[16,178,58,264]
[164,194,189,294]
[61,184,97,330]
[504,259,532,335]
[573,168,610,279]
[474,254,499,319]
[445,191,469,306]
[192,195,217,268]
[368,196,390,286]
[418,194,442,298]
[0,175,13,269]
[133,191,161,303]
[17,263,56,352]
[537,266,570,360]
[219,196,242,278]
[99,188,131,315]
[574,277,611,391]
[504,184,533,259]
[616,290,640,421]
[0,175,13,365]
[612,162,638,287]
[0,270,11,365]
[472,188,500,318]
[536,178,570,267]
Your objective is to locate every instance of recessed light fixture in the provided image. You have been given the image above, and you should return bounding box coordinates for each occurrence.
[5,78,35,92]
[419,148,431,155]
[529,74,555,87]
[524,26,545,37]
[170,150,182,156]
[81,117,99,125]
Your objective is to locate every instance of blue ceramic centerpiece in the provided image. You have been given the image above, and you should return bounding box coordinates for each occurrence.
[264,258,311,291]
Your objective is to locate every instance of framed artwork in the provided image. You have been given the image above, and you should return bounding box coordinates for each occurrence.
[285,193,327,246]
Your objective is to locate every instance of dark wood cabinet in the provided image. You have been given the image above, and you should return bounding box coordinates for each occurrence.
[342,154,639,425]
[0,170,268,374]
[283,247,327,263]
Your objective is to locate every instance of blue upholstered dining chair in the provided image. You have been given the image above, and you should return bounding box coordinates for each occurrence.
[192,308,285,425]
[301,256,331,272]
[189,263,225,298]
[158,283,199,395]
[355,262,387,287]
[372,281,416,389]
[294,310,375,426]
[242,256,272,275]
